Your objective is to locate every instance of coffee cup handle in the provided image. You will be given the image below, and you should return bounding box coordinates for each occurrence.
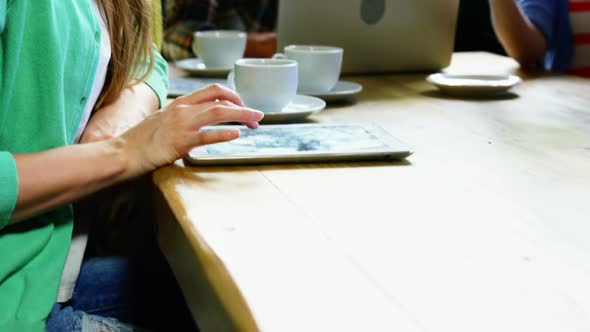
[272,53,287,60]
[226,71,236,90]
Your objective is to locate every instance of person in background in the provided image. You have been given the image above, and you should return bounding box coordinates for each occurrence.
[490,0,589,77]
[0,0,263,330]
[162,0,278,61]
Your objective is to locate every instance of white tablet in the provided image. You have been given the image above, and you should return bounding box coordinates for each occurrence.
[185,124,413,166]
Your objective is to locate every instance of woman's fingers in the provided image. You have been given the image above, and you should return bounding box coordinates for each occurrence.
[243,121,260,129]
[188,128,241,147]
[190,105,264,128]
[174,84,244,107]
[173,97,263,129]
[161,99,263,155]
[202,101,261,129]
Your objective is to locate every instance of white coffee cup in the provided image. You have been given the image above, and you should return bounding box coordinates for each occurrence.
[192,30,247,69]
[232,59,298,112]
[274,45,343,93]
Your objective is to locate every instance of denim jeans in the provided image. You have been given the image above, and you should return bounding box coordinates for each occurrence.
[46,255,197,332]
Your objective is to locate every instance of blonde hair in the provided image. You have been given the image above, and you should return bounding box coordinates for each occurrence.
[97,0,155,107]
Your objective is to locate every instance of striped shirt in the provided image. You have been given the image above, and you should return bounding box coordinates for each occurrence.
[569,0,590,76]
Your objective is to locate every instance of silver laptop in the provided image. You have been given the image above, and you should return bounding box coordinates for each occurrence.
[277,0,460,74]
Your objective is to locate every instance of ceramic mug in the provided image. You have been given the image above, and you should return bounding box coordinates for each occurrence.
[230,58,298,112]
[192,30,247,69]
[274,45,343,93]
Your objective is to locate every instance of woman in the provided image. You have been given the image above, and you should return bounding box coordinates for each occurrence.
[0,0,263,330]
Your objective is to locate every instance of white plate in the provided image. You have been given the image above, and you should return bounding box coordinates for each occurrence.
[260,95,326,123]
[300,81,363,101]
[427,73,522,96]
[175,58,232,77]
[167,77,228,97]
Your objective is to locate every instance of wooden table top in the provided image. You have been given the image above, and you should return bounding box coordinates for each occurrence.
[154,52,590,332]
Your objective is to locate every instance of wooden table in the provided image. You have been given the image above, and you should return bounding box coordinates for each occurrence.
[153,52,590,332]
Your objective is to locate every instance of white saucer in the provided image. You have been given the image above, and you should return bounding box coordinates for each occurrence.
[427,73,522,97]
[175,58,232,77]
[300,81,363,101]
[260,95,326,123]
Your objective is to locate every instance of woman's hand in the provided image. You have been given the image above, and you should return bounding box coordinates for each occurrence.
[9,83,261,223]
[119,84,263,178]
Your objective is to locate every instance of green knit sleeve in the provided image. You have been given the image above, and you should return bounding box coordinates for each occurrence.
[1,0,6,32]
[143,44,169,108]
[0,151,18,229]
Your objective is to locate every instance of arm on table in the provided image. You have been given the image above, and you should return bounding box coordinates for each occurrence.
[3,85,263,226]
[489,0,547,66]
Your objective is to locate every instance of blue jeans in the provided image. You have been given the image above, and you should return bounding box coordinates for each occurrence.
[46,255,197,332]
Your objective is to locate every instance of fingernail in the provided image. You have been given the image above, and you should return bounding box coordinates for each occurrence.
[250,109,264,119]
[226,129,240,139]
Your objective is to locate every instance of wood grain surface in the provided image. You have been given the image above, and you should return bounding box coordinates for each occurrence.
[155,52,590,332]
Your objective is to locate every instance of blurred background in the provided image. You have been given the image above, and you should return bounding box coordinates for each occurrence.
[454,0,506,55]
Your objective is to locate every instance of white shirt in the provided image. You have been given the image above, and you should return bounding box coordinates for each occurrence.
[74,0,112,143]
[58,0,112,303]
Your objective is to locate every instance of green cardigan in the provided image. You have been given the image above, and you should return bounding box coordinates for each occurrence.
[0,1,168,330]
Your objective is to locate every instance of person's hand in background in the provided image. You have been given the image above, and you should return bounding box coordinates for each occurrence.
[489,0,547,67]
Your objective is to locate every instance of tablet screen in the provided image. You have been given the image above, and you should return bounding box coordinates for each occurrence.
[187,123,412,165]
[195,124,392,157]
